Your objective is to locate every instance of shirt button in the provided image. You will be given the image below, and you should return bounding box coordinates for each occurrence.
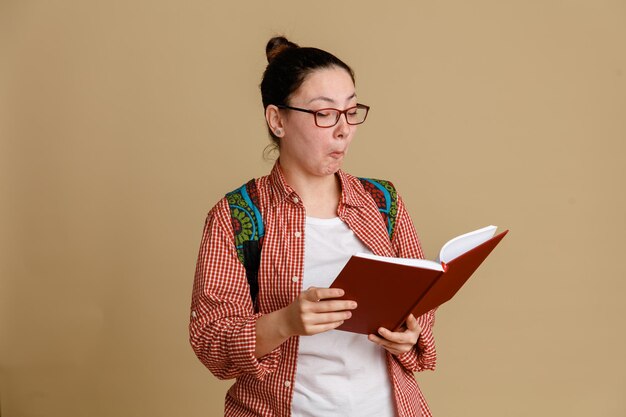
[284,380,291,387]
[191,311,197,318]
[291,276,299,283]
[294,231,302,238]
[292,196,299,204]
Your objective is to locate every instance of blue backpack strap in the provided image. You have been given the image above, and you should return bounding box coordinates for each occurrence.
[358,177,399,241]
[225,179,264,311]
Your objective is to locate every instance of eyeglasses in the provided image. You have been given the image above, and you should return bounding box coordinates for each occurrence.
[276,103,370,128]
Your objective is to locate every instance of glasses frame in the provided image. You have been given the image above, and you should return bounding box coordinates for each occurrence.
[276,103,370,128]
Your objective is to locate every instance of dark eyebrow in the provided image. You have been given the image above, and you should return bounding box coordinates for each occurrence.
[307,92,357,105]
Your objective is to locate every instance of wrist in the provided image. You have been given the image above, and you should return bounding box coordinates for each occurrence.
[255,307,292,358]
[273,306,294,339]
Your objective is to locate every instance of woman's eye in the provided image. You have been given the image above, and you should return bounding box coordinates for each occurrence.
[317,112,331,118]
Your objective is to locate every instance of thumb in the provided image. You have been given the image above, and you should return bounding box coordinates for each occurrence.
[406,314,421,332]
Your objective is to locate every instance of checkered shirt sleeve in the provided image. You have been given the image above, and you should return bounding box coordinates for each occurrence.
[189,198,281,381]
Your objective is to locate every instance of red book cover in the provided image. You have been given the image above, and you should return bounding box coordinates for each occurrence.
[330,226,508,335]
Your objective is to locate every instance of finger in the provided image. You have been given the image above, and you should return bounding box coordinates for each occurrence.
[304,311,353,326]
[305,320,346,335]
[307,299,357,313]
[316,287,347,300]
[302,287,320,302]
[302,287,345,302]
[368,333,405,354]
[368,333,387,346]
[368,334,411,355]
[369,332,404,349]
[377,327,417,345]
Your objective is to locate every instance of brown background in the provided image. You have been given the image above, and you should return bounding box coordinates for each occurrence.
[1,1,625,416]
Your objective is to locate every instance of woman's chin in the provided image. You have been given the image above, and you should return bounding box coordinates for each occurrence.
[322,162,342,176]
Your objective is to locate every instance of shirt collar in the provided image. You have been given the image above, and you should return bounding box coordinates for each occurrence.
[337,169,367,208]
[268,161,296,205]
[268,160,366,209]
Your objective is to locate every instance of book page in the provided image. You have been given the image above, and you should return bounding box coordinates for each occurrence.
[438,225,497,263]
[353,252,443,271]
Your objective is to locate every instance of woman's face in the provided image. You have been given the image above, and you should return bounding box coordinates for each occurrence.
[278,66,358,178]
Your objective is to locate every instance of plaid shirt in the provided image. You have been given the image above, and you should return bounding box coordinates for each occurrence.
[190,162,437,417]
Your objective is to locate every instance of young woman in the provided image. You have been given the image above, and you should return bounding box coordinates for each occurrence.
[190,37,436,417]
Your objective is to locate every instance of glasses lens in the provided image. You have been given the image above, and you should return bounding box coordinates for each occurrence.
[314,109,341,127]
[346,106,368,125]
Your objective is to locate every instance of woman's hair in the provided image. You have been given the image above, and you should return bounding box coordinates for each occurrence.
[260,36,355,147]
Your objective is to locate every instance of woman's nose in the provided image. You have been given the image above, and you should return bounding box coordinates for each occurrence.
[333,113,352,138]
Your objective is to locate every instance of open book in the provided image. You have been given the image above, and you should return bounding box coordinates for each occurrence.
[330,225,508,335]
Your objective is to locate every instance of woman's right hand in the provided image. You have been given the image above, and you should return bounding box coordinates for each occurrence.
[281,287,357,337]
[255,287,356,358]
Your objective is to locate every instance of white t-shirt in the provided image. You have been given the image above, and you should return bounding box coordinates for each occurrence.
[291,216,395,417]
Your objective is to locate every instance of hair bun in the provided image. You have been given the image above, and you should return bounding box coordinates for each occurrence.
[266,36,299,63]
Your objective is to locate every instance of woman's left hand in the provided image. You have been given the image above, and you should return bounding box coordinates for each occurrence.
[368,314,421,356]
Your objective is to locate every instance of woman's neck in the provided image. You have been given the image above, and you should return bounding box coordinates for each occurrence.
[280,163,341,219]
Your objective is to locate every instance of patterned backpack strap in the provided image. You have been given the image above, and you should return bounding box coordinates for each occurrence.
[225,179,264,310]
[358,177,399,241]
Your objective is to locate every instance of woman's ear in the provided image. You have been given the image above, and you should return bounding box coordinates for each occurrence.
[265,105,285,137]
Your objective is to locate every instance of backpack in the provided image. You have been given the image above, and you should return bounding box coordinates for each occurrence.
[226,177,398,312]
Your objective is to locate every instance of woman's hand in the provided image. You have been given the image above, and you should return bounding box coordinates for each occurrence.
[282,287,357,337]
[255,287,356,358]
[368,314,421,356]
